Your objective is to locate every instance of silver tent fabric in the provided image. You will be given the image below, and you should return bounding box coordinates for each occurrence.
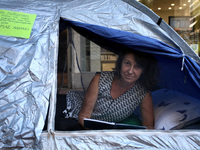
[0,0,199,149]
[60,0,179,48]
[123,0,200,64]
[59,0,199,64]
[39,130,200,150]
[0,1,59,148]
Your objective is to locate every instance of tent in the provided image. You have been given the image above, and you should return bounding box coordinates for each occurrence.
[0,0,200,149]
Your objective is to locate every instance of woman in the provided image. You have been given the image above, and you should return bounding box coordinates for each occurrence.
[78,50,159,129]
[61,50,158,130]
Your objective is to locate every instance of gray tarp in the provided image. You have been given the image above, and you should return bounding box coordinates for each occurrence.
[0,0,199,149]
[0,1,59,148]
[39,130,200,150]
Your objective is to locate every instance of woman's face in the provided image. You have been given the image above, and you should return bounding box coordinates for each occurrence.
[120,53,144,85]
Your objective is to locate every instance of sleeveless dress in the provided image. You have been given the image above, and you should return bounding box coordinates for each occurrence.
[63,71,148,122]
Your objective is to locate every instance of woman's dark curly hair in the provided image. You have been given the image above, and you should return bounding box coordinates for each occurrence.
[114,49,159,90]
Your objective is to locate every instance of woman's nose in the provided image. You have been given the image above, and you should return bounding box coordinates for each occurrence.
[128,66,134,74]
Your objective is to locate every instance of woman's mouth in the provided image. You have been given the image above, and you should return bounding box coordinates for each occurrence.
[125,74,134,80]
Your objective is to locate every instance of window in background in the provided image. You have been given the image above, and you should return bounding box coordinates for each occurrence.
[80,36,117,72]
[138,0,200,56]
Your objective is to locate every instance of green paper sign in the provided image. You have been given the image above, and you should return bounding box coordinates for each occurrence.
[0,9,37,39]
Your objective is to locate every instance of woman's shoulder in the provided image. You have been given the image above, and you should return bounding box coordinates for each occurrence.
[91,72,101,82]
[132,81,149,95]
[99,71,115,77]
[92,71,114,82]
[98,71,115,88]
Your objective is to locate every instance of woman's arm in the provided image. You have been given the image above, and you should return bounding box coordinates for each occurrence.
[78,73,101,127]
[140,92,154,129]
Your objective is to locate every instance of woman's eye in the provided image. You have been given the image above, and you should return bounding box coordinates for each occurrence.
[135,64,142,69]
[125,61,130,65]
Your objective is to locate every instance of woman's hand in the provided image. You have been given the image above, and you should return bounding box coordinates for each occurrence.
[78,73,101,127]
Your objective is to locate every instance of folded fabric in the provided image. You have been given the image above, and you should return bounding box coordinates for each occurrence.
[152,89,200,130]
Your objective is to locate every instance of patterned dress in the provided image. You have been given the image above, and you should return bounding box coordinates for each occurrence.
[63,71,148,122]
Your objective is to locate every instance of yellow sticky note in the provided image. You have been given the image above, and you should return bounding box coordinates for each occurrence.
[0,9,37,39]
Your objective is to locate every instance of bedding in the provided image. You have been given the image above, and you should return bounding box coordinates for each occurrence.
[152,89,200,130]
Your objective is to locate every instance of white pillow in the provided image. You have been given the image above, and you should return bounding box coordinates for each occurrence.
[152,89,200,130]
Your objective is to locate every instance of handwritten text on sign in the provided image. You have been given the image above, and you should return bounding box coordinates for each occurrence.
[0,9,36,39]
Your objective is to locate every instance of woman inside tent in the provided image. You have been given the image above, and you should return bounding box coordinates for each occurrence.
[63,49,159,130]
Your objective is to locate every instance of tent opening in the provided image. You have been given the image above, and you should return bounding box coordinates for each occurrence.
[53,18,200,131]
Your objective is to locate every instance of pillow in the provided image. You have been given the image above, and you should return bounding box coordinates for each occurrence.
[183,121,200,129]
[152,89,200,130]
